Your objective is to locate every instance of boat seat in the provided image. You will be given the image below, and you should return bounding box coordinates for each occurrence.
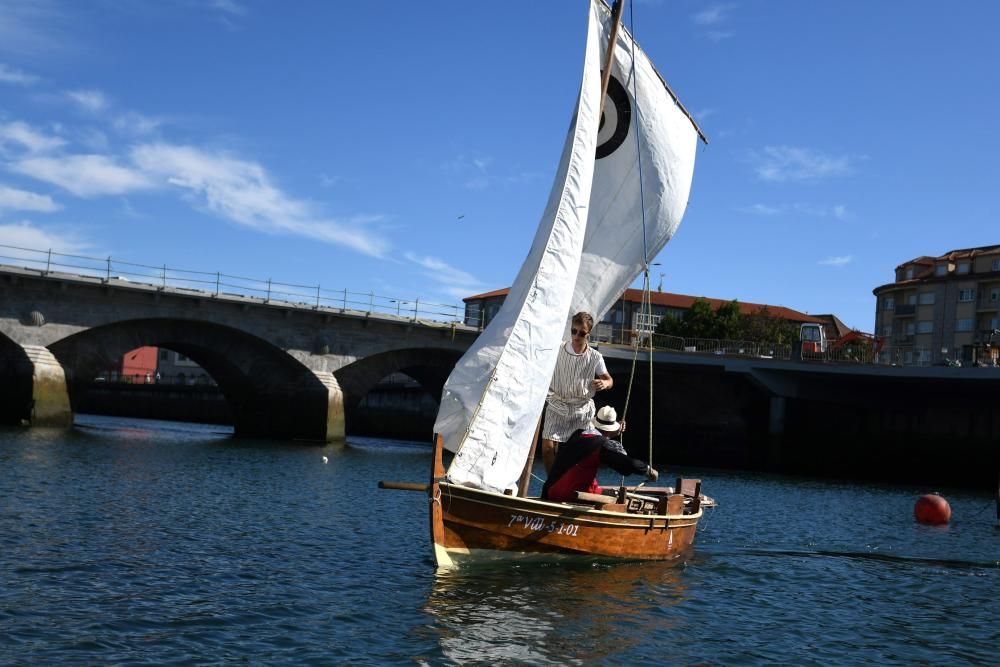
[573,491,625,512]
[573,491,619,506]
[674,477,702,512]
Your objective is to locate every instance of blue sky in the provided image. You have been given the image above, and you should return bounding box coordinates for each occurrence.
[1,0,997,330]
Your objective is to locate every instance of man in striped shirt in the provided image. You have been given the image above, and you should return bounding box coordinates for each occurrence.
[540,312,614,473]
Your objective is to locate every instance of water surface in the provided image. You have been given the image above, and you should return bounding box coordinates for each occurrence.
[1,415,997,664]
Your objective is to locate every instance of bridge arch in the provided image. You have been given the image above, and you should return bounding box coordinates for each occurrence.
[335,347,461,406]
[48,318,344,441]
[334,347,461,438]
[0,330,33,424]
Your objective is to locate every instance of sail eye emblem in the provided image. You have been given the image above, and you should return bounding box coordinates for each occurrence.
[596,73,632,159]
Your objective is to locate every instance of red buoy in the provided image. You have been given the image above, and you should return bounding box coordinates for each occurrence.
[914,494,951,525]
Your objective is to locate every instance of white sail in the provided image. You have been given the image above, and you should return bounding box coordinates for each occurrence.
[432,0,701,493]
[433,1,604,493]
[573,2,699,322]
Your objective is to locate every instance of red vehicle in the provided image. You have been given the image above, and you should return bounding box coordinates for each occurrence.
[800,323,885,356]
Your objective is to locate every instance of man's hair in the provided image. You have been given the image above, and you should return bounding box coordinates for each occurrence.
[571,311,594,331]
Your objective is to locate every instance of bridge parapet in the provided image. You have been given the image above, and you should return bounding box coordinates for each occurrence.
[0,265,477,439]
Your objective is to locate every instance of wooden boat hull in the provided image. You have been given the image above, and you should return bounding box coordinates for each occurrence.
[429,436,701,567]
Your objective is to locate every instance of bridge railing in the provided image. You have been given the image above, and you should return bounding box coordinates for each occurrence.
[594,326,794,360]
[592,326,955,368]
[0,243,465,323]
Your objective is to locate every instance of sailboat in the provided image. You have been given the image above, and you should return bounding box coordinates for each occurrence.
[423,0,705,567]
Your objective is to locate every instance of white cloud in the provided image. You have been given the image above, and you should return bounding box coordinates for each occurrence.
[208,0,248,29]
[12,154,154,197]
[0,221,89,255]
[404,251,483,300]
[751,145,853,182]
[0,63,38,85]
[743,203,782,216]
[131,143,389,257]
[443,154,494,190]
[112,111,162,137]
[692,4,736,26]
[743,202,852,219]
[692,108,717,122]
[0,184,60,212]
[211,0,246,16]
[319,172,342,188]
[819,255,853,267]
[0,1,72,58]
[67,89,109,113]
[0,121,65,154]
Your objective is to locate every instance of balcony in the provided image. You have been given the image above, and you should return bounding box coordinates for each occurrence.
[977,297,999,312]
[894,304,916,316]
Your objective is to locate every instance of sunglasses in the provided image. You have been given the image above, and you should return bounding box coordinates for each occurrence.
[571,327,590,338]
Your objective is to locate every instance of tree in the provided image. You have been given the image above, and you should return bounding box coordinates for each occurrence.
[738,306,799,345]
[655,298,740,339]
[713,300,742,339]
[655,300,799,344]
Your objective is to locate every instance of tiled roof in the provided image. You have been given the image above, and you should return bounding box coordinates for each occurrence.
[464,287,826,324]
[811,313,853,338]
[895,244,1000,270]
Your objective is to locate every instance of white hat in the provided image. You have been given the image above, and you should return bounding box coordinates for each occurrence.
[592,405,621,432]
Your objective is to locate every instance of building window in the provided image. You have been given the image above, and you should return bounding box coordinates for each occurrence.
[905,267,915,279]
[905,322,915,336]
[633,312,661,334]
[991,289,1000,303]
[955,318,974,332]
[916,321,933,334]
[882,324,893,336]
[883,296,895,311]
[917,349,932,363]
[464,302,482,327]
[904,350,913,364]
[990,317,999,330]
[958,288,976,302]
[935,264,948,276]
[918,292,935,305]
[992,258,1000,272]
[956,261,970,274]
[905,294,917,305]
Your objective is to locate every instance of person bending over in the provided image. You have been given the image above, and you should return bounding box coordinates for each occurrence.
[542,405,657,502]
[541,311,613,473]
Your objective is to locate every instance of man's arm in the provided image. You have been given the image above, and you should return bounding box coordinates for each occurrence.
[592,372,613,392]
[599,441,652,478]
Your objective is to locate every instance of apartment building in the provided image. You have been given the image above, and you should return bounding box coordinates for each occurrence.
[873,244,1000,365]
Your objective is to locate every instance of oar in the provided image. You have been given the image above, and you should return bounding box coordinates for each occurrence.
[378,481,428,492]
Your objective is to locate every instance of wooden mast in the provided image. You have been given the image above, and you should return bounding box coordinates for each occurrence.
[599,0,625,119]
[516,418,543,496]
[516,1,625,499]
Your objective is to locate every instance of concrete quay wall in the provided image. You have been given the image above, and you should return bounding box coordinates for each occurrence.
[600,349,1000,489]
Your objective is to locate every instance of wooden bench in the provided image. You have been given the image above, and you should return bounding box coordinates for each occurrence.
[674,477,702,513]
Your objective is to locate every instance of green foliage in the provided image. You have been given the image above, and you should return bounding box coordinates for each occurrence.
[655,300,800,344]
[739,306,800,345]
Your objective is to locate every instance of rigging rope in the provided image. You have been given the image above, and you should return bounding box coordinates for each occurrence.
[615,0,655,486]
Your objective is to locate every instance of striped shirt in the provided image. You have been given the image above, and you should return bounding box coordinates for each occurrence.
[542,341,608,442]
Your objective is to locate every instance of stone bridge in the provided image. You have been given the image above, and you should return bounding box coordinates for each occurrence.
[0,264,477,441]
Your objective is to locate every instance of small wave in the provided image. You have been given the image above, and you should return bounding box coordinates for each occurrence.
[712,546,999,570]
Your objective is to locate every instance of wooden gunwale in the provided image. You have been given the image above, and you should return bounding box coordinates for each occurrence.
[440,483,701,529]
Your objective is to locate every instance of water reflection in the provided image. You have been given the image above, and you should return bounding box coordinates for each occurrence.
[424,558,691,664]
